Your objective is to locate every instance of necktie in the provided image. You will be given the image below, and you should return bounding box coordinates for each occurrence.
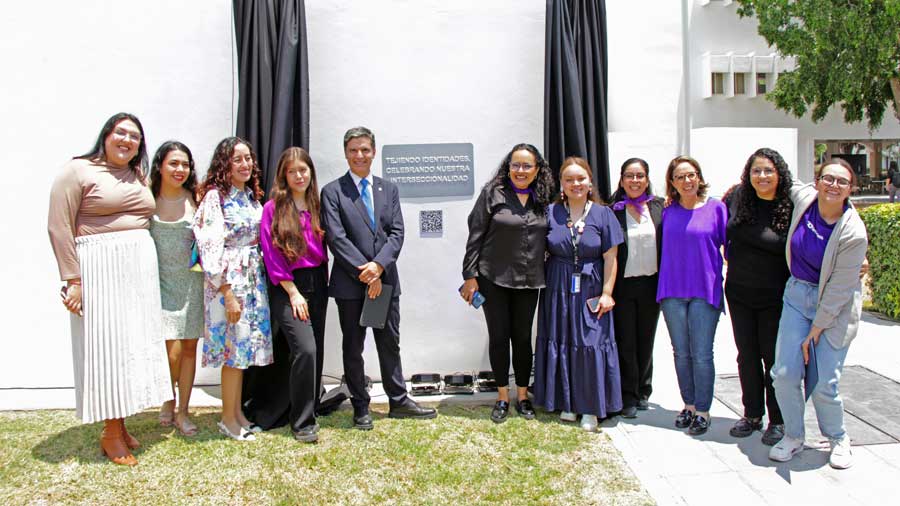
[360,178,375,230]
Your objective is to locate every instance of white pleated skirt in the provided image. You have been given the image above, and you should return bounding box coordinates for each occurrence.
[71,229,172,424]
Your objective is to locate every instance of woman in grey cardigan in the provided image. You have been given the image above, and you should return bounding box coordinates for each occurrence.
[768,158,867,469]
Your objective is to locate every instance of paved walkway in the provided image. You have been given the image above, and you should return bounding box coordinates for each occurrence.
[601,310,900,506]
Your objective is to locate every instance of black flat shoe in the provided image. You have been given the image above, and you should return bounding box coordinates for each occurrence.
[515,399,536,420]
[637,399,650,411]
[293,424,319,443]
[761,423,785,446]
[688,415,711,436]
[389,399,437,420]
[729,417,763,438]
[675,409,695,428]
[621,406,638,419]
[491,400,510,424]
[353,413,374,431]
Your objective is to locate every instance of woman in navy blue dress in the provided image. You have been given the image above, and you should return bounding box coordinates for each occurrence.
[534,157,624,431]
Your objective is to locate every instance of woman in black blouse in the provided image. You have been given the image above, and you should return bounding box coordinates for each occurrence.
[461,143,555,423]
[723,147,793,445]
[609,158,664,419]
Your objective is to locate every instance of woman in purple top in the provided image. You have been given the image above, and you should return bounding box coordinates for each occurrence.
[768,159,867,470]
[657,156,727,436]
[246,147,327,443]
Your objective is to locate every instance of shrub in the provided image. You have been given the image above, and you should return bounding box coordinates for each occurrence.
[859,204,900,319]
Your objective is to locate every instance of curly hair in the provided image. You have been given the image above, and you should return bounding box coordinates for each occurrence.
[77,112,149,182]
[199,137,265,202]
[730,148,794,236]
[557,156,603,204]
[149,140,198,204]
[610,157,655,203]
[665,155,709,203]
[485,143,555,213]
[269,147,324,263]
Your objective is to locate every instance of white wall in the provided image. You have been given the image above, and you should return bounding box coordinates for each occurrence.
[0,1,235,389]
[691,127,798,196]
[606,0,685,195]
[306,0,545,379]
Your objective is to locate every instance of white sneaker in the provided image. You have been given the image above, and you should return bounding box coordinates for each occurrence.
[560,411,577,422]
[580,414,598,432]
[769,435,805,462]
[829,438,853,469]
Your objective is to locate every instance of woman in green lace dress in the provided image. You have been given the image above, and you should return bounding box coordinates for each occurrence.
[149,141,204,436]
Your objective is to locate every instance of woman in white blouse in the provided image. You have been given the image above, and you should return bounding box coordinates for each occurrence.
[609,158,664,418]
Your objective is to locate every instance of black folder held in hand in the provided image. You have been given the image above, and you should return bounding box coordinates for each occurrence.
[359,284,394,329]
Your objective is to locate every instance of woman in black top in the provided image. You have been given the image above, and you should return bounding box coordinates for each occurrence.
[461,143,555,423]
[723,147,793,445]
[609,158,664,419]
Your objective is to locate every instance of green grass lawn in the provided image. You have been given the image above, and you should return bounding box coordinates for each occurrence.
[0,405,653,505]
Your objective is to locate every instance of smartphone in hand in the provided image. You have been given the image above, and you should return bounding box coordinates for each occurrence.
[459,284,486,309]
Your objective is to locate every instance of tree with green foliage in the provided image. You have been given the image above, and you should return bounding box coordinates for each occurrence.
[735,0,900,130]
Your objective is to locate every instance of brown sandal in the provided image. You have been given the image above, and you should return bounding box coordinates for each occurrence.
[100,418,137,466]
[120,419,141,449]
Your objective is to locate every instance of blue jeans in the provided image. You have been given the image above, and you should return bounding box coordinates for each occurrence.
[771,277,850,442]
[660,298,721,412]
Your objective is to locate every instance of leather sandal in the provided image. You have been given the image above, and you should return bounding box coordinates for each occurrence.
[100,418,137,466]
[119,418,141,449]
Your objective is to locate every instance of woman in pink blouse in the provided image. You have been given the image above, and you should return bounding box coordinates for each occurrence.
[48,113,171,465]
[250,147,328,443]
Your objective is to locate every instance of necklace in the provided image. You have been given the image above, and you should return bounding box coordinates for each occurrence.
[158,193,186,203]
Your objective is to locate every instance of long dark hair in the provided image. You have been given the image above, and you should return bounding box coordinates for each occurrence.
[269,147,324,263]
[486,143,555,212]
[558,156,602,204]
[76,112,149,181]
[199,136,265,202]
[731,148,793,236]
[149,141,198,204]
[610,157,655,203]
[665,155,709,203]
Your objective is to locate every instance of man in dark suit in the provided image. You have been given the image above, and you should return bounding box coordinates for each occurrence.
[320,126,437,430]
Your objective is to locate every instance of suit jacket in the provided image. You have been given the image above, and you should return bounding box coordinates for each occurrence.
[786,183,868,349]
[321,172,404,299]
[611,197,664,293]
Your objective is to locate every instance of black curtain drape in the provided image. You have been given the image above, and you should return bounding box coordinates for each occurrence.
[544,0,610,200]
[233,0,309,195]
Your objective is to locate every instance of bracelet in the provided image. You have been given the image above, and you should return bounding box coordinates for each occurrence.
[68,279,82,286]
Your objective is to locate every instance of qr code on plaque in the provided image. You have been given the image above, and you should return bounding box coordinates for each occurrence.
[419,210,443,237]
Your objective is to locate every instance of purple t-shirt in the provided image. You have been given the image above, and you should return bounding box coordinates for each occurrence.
[260,200,328,284]
[789,200,836,284]
[656,198,727,309]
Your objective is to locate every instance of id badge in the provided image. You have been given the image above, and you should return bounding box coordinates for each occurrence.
[570,273,581,294]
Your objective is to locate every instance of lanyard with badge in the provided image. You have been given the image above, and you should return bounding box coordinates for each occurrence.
[566,201,592,293]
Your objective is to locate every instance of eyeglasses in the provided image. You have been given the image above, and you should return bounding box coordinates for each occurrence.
[622,172,647,181]
[510,163,535,172]
[112,129,142,142]
[673,172,699,182]
[819,174,851,188]
[750,168,776,177]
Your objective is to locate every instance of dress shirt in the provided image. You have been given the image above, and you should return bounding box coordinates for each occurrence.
[462,184,547,289]
[623,205,658,278]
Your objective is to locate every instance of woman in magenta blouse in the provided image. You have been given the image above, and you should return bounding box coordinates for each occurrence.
[245,147,327,443]
[657,156,727,436]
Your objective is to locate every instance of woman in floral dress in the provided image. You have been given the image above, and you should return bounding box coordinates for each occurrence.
[193,136,273,441]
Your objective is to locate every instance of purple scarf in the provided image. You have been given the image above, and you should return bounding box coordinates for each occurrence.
[508,177,533,195]
[612,193,653,212]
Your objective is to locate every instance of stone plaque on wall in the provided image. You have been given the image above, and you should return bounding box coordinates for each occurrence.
[381,143,474,198]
